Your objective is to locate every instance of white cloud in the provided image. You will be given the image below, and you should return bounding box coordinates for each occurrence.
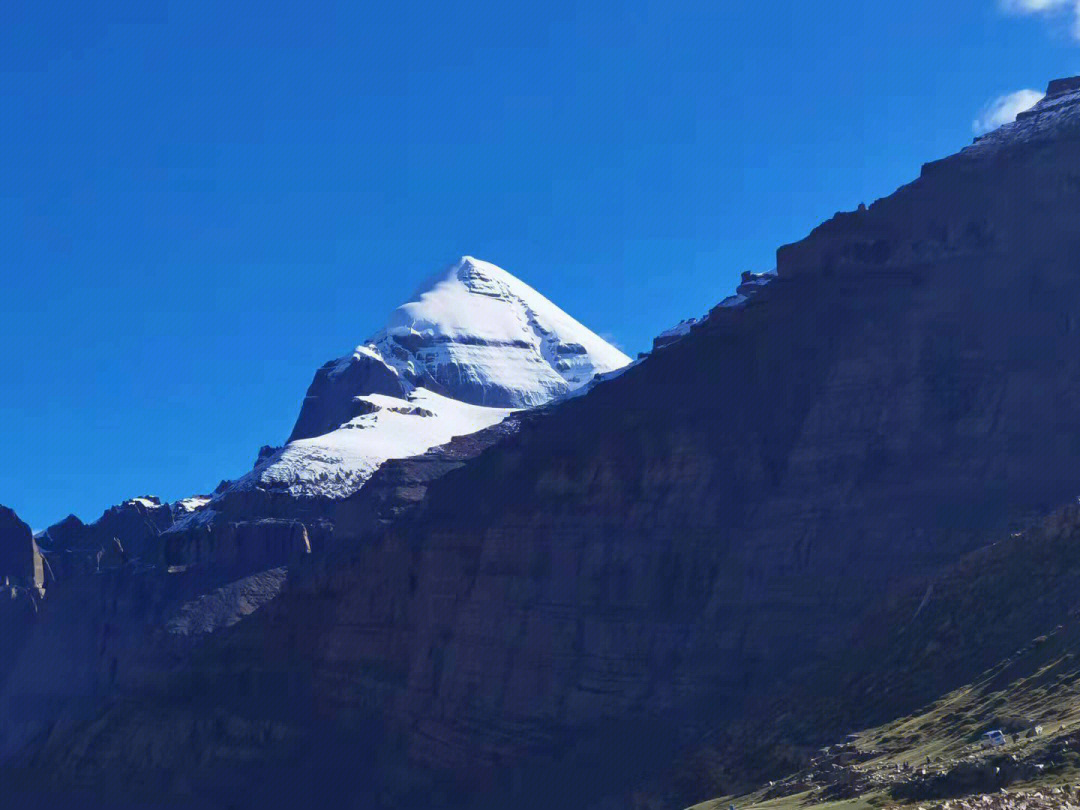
[1002,0,1071,9]
[1000,0,1080,39]
[972,88,1046,134]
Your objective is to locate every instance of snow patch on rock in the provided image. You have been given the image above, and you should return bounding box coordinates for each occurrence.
[173,496,211,514]
[246,389,514,499]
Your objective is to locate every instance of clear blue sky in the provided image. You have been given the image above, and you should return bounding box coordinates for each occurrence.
[2,0,1078,529]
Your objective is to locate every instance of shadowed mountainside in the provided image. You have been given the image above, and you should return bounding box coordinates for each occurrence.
[8,77,1080,810]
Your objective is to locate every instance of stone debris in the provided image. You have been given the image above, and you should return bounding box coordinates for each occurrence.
[899,785,1080,808]
[755,722,1080,809]
[760,741,883,800]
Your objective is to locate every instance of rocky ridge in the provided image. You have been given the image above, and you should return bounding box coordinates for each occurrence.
[0,505,44,590]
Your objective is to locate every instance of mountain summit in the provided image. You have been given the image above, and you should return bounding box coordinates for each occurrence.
[221,257,630,501]
[296,255,629,433]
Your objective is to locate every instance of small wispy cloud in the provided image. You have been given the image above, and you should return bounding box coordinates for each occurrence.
[1003,0,1071,8]
[599,332,627,353]
[1000,0,1080,40]
[972,88,1046,134]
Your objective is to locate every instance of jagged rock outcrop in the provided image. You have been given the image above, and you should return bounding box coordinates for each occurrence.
[289,348,410,443]
[0,506,44,591]
[41,496,179,579]
[652,317,699,350]
[0,506,33,587]
[35,513,84,551]
[651,271,776,352]
[89,497,174,555]
[0,507,50,760]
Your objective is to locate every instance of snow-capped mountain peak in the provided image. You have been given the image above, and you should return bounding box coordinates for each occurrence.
[334,256,629,410]
[293,256,628,442]
[191,257,630,507]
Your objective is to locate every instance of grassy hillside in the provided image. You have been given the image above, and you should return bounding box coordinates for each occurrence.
[677,504,1080,810]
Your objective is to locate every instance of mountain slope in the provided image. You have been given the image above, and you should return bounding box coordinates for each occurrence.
[13,76,1080,810]
[200,72,1080,790]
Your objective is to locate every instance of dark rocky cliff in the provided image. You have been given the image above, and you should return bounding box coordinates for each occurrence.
[289,351,409,442]
[0,506,38,588]
[279,78,1080,779]
[40,496,181,575]
[9,78,1080,809]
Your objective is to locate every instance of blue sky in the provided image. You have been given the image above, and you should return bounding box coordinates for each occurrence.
[2,0,1078,529]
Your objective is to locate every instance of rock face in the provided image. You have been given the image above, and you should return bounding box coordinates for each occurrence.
[242,76,1080,781]
[161,518,311,572]
[0,506,43,590]
[289,348,410,443]
[38,496,181,579]
[837,501,1080,727]
[35,514,84,551]
[0,506,48,756]
[14,77,1080,810]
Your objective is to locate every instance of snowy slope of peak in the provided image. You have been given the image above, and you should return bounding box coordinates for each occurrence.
[350,256,628,409]
[187,257,630,508]
[245,390,513,499]
[386,256,627,375]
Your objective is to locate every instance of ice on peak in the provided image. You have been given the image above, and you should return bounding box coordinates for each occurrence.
[336,256,631,409]
[244,389,515,499]
[454,254,505,287]
[329,343,396,379]
[397,256,511,312]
